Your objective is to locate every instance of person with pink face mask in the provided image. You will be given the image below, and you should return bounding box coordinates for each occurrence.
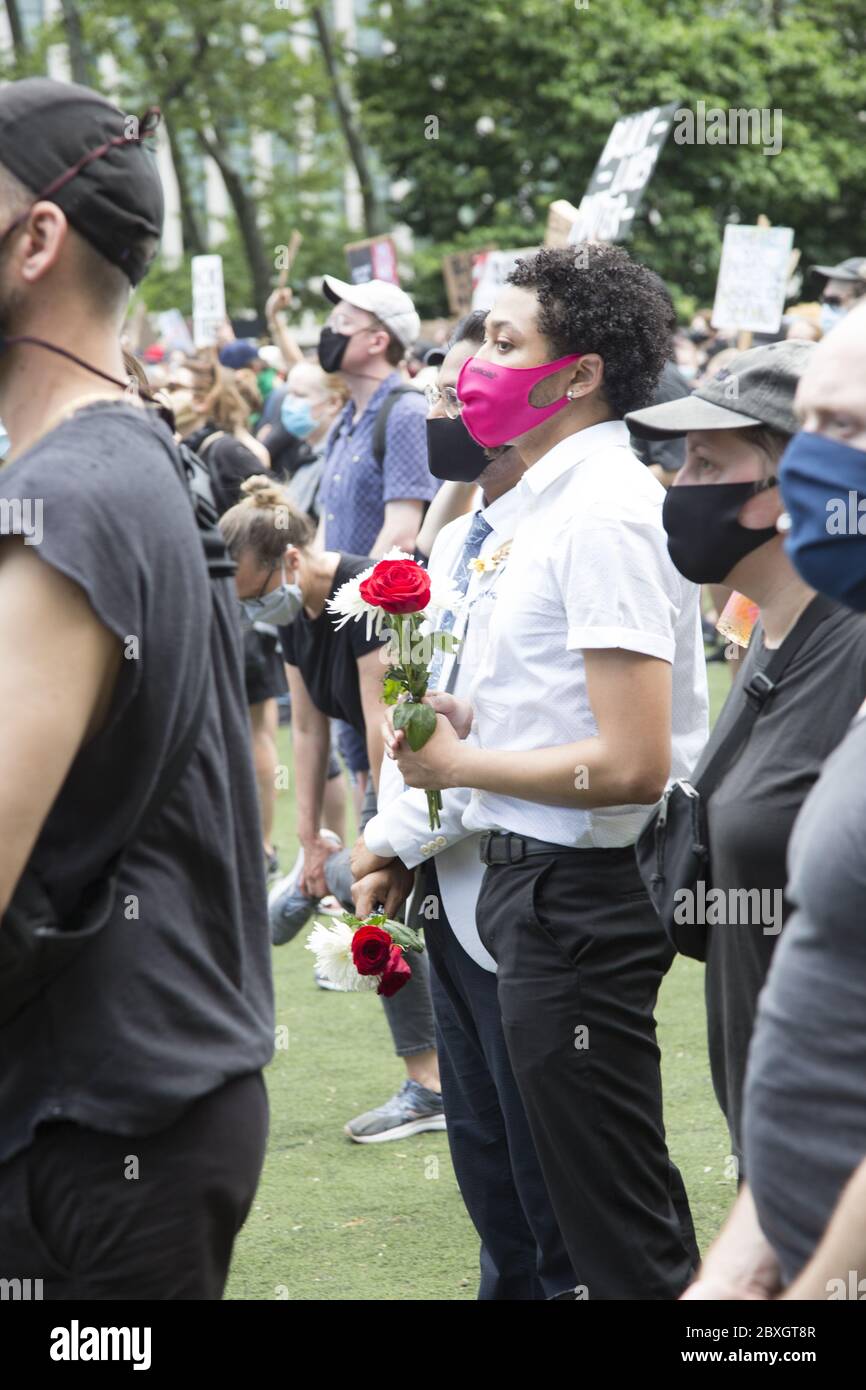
[386,245,708,1299]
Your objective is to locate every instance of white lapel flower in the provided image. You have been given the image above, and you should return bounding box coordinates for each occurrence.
[468,540,513,576]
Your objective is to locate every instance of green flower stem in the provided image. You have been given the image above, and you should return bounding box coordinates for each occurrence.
[381,612,443,830]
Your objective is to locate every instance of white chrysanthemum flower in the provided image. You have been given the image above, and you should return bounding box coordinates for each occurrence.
[325,563,385,639]
[427,573,463,617]
[305,920,379,992]
[326,552,447,640]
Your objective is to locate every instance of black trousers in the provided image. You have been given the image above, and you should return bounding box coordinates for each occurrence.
[0,1071,268,1300]
[475,846,699,1300]
[420,861,575,1300]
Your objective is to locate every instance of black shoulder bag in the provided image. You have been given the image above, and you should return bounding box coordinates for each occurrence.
[636,594,835,962]
[0,431,232,1027]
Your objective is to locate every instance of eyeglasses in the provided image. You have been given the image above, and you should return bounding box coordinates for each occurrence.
[326,312,372,335]
[423,383,463,418]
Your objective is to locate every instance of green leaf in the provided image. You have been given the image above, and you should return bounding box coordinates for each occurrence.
[392,700,438,751]
[385,921,425,953]
[382,676,404,706]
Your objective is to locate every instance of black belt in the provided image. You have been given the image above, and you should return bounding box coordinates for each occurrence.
[479,831,566,865]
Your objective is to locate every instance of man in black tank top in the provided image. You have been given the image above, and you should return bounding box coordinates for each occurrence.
[0,78,273,1299]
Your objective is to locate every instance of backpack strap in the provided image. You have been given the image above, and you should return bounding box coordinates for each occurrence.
[696,593,837,800]
[373,385,421,466]
[197,429,226,457]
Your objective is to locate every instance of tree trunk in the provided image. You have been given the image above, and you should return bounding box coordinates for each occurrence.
[4,0,27,58]
[310,4,382,237]
[58,0,92,86]
[196,124,272,317]
[165,119,207,258]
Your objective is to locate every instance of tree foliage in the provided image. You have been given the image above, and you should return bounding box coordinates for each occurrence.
[356,0,866,315]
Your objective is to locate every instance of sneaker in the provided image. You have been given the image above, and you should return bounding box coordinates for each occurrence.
[314,966,351,993]
[317,895,344,917]
[344,1080,446,1144]
[267,830,341,947]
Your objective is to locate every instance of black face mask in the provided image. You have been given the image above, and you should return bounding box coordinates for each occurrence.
[662,479,780,584]
[426,414,490,482]
[317,325,351,374]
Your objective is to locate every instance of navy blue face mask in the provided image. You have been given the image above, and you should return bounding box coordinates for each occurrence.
[780,432,866,612]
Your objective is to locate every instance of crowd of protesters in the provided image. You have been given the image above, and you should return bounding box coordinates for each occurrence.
[1,75,866,1303]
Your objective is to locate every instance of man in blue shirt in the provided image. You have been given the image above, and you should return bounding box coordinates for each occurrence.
[316,275,439,557]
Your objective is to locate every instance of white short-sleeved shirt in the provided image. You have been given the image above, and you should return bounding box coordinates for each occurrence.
[462,420,709,848]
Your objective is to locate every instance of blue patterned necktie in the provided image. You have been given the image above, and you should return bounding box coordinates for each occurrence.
[428,510,493,691]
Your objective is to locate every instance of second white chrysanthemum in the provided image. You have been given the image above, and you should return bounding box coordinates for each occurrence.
[305,920,380,992]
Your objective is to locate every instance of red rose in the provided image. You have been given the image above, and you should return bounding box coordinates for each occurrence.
[377,944,412,997]
[351,925,393,976]
[359,559,431,615]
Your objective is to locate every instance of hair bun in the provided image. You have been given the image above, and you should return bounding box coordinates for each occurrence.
[240,473,288,508]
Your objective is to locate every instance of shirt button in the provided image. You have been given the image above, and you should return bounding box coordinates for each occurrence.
[328,513,335,521]
[435,835,447,848]
[334,474,341,481]
[420,842,432,855]
[353,455,360,463]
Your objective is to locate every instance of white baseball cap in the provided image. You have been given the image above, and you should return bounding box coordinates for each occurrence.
[322,274,420,350]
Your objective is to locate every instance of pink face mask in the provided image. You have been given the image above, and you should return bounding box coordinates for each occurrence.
[456,351,582,448]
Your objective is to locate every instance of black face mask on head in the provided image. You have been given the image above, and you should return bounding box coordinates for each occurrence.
[662,478,780,585]
[426,414,490,483]
[0,104,162,393]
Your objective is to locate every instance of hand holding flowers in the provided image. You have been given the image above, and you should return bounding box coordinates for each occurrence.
[306,909,423,996]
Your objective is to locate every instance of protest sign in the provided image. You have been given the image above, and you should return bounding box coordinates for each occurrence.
[711,223,795,334]
[567,101,678,244]
[545,199,581,247]
[191,254,226,349]
[442,248,494,315]
[344,235,400,285]
[471,248,536,312]
[277,230,303,288]
[158,308,195,357]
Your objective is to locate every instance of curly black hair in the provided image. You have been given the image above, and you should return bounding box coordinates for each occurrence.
[507,244,676,419]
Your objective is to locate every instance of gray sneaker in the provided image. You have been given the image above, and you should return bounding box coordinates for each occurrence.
[267,831,341,946]
[344,1080,446,1144]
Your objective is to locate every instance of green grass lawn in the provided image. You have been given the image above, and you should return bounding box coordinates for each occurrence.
[226,657,735,1300]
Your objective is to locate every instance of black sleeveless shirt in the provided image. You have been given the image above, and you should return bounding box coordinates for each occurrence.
[0,401,273,1161]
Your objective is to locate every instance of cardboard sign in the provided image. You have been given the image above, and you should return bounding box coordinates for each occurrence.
[568,101,678,244]
[545,199,581,248]
[191,255,226,348]
[471,247,536,312]
[344,235,400,286]
[442,249,482,315]
[711,224,795,333]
